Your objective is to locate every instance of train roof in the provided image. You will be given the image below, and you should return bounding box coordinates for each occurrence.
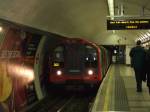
[64,37,99,48]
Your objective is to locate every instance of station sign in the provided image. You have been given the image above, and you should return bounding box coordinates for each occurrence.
[107,19,150,30]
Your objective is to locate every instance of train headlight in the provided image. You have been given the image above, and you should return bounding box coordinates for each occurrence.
[88,69,93,75]
[56,70,62,76]
[0,26,3,32]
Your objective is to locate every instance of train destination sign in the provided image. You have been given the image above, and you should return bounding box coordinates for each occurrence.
[107,19,150,30]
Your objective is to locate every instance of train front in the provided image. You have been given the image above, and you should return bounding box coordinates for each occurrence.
[49,40,101,88]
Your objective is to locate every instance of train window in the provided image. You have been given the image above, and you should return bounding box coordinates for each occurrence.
[53,46,64,60]
[52,46,64,67]
[85,45,98,68]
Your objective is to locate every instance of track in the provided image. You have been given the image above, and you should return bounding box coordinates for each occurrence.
[28,88,97,112]
[48,95,74,112]
[51,89,97,112]
[60,90,96,112]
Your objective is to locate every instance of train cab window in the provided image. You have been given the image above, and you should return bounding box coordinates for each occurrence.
[85,45,98,68]
[52,46,64,67]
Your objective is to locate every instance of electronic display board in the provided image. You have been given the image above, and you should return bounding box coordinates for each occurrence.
[107,19,150,30]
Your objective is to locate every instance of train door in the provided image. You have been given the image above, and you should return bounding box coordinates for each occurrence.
[65,43,84,75]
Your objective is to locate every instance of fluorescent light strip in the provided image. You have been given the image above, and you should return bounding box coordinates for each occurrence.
[136,32,150,43]
[108,0,114,20]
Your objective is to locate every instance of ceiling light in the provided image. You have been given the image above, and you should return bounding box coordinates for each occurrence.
[107,0,114,20]
[147,33,150,36]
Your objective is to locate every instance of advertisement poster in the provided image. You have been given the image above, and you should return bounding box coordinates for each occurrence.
[0,26,41,112]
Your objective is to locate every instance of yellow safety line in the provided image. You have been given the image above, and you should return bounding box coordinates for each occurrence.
[103,65,114,111]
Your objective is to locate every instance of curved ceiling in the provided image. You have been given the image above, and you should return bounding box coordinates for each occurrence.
[0,0,150,45]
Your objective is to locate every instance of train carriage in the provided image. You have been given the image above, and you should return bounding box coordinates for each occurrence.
[49,38,110,88]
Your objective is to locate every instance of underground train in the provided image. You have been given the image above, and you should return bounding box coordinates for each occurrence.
[48,38,111,88]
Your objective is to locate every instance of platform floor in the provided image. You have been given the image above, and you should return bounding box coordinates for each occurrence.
[92,64,150,112]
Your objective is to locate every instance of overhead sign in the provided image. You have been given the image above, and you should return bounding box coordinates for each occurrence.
[107,19,150,30]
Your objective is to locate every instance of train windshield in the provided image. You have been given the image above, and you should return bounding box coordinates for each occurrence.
[52,45,64,67]
[85,45,98,68]
[65,43,85,71]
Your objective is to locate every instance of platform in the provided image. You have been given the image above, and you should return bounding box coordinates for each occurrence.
[92,64,150,112]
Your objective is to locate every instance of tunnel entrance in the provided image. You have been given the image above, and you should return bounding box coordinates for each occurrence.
[103,45,126,64]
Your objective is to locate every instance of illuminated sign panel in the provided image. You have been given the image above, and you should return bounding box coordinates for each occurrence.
[53,62,60,67]
[107,19,150,30]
